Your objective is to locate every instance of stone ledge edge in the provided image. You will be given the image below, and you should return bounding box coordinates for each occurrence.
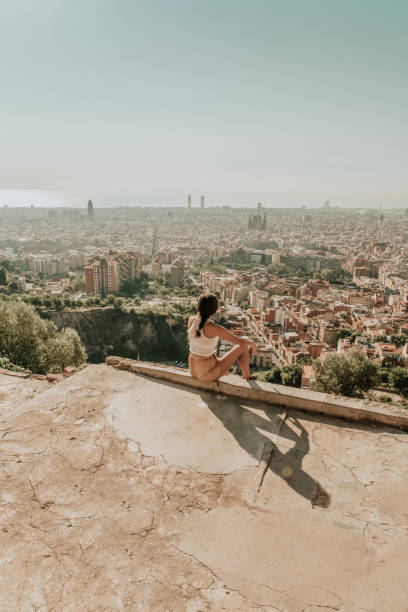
[105,356,408,431]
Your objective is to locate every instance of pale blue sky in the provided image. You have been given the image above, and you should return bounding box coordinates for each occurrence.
[0,0,407,207]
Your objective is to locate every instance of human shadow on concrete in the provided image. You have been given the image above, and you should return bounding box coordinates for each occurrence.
[200,392,331,508]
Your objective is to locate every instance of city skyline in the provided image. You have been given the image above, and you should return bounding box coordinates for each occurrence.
[0,188,407,209]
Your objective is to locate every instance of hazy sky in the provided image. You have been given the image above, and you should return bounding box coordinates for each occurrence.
[0,0,407,207]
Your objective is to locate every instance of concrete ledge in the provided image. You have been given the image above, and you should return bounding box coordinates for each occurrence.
[105,356,408,431]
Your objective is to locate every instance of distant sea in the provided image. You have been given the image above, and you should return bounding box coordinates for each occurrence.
[0,190,81,208]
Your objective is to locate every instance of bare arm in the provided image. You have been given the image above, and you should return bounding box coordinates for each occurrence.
[204,322,257,354]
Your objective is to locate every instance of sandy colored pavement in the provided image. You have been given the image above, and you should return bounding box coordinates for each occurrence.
[0,364,407,611]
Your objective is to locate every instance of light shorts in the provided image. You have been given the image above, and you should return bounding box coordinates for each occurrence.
[189,352,223,382]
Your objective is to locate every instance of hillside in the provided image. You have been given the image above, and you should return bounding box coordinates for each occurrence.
[40,308,189,364]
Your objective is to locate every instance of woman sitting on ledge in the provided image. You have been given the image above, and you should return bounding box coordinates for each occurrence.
[188,293,257,382]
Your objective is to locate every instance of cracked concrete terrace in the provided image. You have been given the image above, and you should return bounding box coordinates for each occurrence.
[0,364,407,611]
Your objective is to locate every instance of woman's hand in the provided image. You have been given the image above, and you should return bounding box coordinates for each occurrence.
[248,341,257,355]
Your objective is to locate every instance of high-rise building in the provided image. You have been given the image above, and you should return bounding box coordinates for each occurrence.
[85,257,119,294]
[152,224,158,255]
[257,202,262,210]
[87,200,94,219]
[200,195,205,209]
[187,194,192,209]
[85,252,142,294]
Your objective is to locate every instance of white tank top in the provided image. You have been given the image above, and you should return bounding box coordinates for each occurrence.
[188,315,219,357]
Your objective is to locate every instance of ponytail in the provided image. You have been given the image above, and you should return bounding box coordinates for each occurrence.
[196,312,210,337]
[195,293,219,337]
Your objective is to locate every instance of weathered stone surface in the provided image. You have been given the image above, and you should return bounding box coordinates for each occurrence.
[0,365,407,611]
[108,357,408,430]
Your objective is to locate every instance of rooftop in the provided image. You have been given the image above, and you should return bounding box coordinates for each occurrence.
[1,364,407,610]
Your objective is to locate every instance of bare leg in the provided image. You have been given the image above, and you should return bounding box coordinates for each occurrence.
[216,344,250,379]
[237,346,250,379]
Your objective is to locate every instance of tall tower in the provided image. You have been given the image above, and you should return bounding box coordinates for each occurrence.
[200,195,205,209]
[152,224,158,255]
[257,202,262,210]
[87,200,94,220]
[187,194,191,209]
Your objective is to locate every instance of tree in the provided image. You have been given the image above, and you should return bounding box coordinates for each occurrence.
[52,297,64,311]
[0,267,7,286]
[264,366,282,384]
[313,350,379,398]
[389,367,408,395]
[374,334,389,343]
[0,300,86,373]
[45,327,87,373]
[71,273,85,292]
[378,368,390,385]
[337,328,359,343]
[390,334,408,348]
[297,355,312,365]
[281,364,302,388]
[113,297,124,311]
[320,268,335,282]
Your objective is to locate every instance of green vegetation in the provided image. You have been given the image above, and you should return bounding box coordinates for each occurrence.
[281,364,302,387]
[0,300,86,373]
[374,334,388,343]
[389,367,408,395]
[70,272,86,292]
[0,356,26,373]
[263,366,282,383]
[391,333,408,347]
[318,268,353,283]
[257,363,302,388]
[373,333,407,347]
[0,267,7,286]
[0,259,20,274]
[38,308,190,365]
[378,368,390,384]
[267,262,313,281]
[119,272,149,297]
[337,328,360,343]
[313,350,379,398]
[378,394,393,403]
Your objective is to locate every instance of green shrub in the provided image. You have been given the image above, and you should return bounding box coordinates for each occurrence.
[281,364,302,388]
[0,356,27,373]
[378,368,390,384]
[0,300,86,373]
[313,350,379,398]
[378,394,393,403]
[389,367,408,395]
[391,334,408,348]
[263,366,282,384]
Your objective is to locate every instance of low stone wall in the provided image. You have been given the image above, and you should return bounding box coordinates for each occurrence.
[105,357,408,431]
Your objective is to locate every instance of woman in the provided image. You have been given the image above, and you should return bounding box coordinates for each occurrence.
[187,293,257,382]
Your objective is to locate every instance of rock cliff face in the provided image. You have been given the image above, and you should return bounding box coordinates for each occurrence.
[40,309,188,364]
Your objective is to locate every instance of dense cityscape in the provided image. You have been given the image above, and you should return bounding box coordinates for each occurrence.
[1,199,408,399]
